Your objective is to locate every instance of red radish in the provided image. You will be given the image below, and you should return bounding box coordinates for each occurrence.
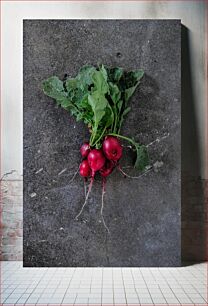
[87,149,106,177]
[79,160,91,177]
[102,136,123,161]
[80,142,90,158]
[100,160,115,177]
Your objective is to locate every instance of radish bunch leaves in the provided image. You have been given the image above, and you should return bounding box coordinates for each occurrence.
[42,64,149,171]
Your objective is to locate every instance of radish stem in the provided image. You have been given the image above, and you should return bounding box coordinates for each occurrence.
[108,133,136,148]
[91,127,107,147]
[101,178,110,234]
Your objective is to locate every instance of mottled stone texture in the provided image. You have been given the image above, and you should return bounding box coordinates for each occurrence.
[23,20,181,267]
[0,180,23,261]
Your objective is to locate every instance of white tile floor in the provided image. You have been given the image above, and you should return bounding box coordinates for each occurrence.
[0,262,207,305]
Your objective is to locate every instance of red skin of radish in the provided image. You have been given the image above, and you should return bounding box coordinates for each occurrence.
[80,142,90,158]
[79,160,91,177]
[102,136,123,162]
[87,149,106,177]
[100,160,115,177]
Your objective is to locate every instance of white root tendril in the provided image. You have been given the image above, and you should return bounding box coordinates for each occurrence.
[84,179,87,198]
[75,133,168,224]
[118,165,153,179]
[69,167,79,183]
[101,180,110,234]
[75,179,93,220]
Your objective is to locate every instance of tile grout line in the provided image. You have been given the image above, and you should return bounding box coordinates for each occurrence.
[182,266,207,301]
[112,268,115,306]
[74,268,86,305]
[89,267,94,305]
[157,269,181,305]
[168,268,206,303]
[130,268,141,305]
[2,265,40,304]
[62,266,77,305]
[101,267,103,306]
[28,268,53,305]
[121,268,128,305]
[149,268,171,305]
[29,268,58,304]
[139,268,154,305]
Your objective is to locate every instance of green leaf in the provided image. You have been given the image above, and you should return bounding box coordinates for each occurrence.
[117,100,123,112]
[92,69,109,94]
[65,78,78,92]
[77,65,96,90]
[42,76,77,110]
[134,144,149,171]
[119,69,143,91]
[107,67,123,83]
[79,94,90,108]
[125,85,138,102]
[109,82,121,104]
[132,69,144,82]
[122,107,131,116]
[88,91,108,128]
[75,113,84,122]
[42,76,67,102]
[113,67,123,81]
[123,70,144,102]
[59,98,72,108]
[101,106,114,128]
[100,64,108,82]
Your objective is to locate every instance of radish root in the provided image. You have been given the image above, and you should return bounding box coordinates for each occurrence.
[84,178,87,198]
[101,178,110,234]
[75,177,94,220]
[69,167,79,183]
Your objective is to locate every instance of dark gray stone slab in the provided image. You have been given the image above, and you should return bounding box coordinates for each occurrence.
[23,20,181,267]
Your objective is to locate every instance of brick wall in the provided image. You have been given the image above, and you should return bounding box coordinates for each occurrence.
[182,176,208,262]
[0,177,207,262]
[0,179,23,260]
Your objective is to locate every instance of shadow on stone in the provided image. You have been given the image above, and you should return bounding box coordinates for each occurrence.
[181,25,207,265]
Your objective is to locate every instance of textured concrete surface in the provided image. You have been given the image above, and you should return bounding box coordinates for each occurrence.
[23,20,181,267]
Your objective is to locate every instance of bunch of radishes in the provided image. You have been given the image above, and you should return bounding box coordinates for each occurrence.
[79,135,122,179]
[42,64,150,233]
[77,136,123,231]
